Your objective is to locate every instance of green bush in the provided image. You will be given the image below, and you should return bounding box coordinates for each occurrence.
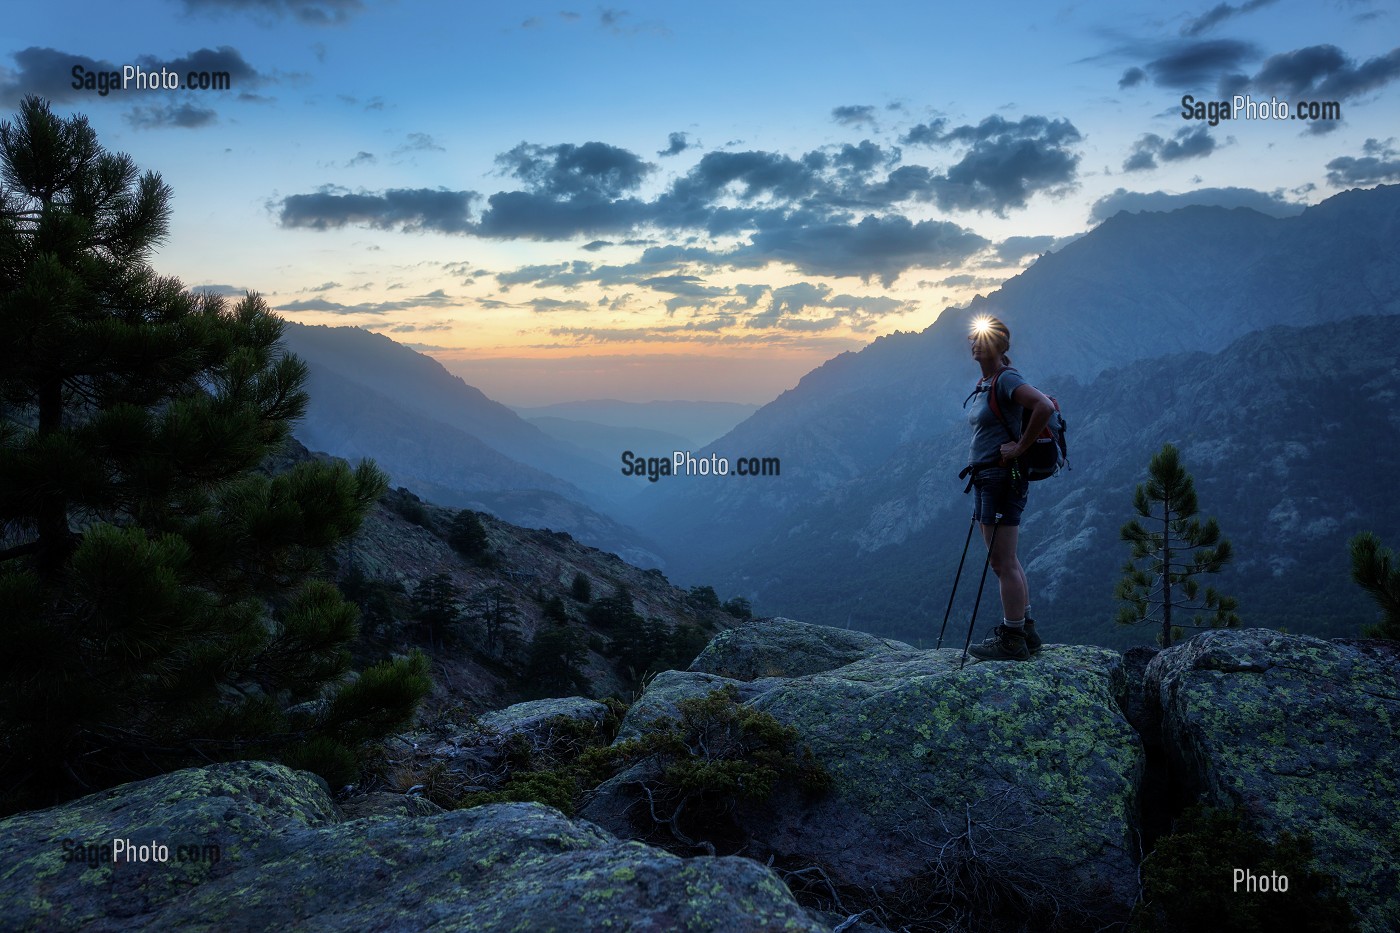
[1349,532,1400,640]
[580,685,829,852]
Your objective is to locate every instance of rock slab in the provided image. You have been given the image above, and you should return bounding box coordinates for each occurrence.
[1147,629,1400,933]
[0,760,823,932]
[590,623,1145,928]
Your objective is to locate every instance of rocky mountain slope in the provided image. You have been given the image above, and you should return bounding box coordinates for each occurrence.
[281,322,666,565]
[5,623,1393,931]
[636,185,1400,580]
[262,439,737,716]
[686,314,1400,647]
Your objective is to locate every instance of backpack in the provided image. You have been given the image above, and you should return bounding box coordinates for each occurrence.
[988,368,1069,481]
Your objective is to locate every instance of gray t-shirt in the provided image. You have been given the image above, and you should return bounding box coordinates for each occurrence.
[967,368,1026,465]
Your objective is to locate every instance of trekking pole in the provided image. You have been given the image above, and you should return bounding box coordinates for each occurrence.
[959,511,1002,670]
[936,518,978,649]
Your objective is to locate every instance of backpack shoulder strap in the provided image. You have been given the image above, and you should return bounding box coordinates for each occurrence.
[987,367,1018,441]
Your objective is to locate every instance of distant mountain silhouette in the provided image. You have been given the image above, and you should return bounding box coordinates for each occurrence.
[692,315,1400,646]
[280,322,663,565]
[513,400,759,450]
[634,185,1400,641]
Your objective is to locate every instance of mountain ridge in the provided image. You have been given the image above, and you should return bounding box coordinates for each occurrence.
[635,184,1400,575]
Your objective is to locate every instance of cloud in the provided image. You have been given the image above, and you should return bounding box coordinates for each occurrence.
[283,129,1030,280]
[475,191,653,240]
[1089,186,1305,221]
[901,115,1082,215]
[156,46,263,86]
[278,187,477,234]
[527,297,594,313]
[898,115,1083,214]
[347,151,376,167]
[658,132,692,157]
[497,140,653,199]
[746,282,914,332]
[1181,0,1278,38]
[125,103,219,129]
[1122,126,1217,171]
[277,290,455,316]
[596,7,667,36]
[1251,44,1400,101]
[180,0,365,25]
[1,48,118,103]
[394,132,445,155]
[730,214,989,286]
[923,114,1082,148]
[1119,67,1147,89]
[934,273,1008,291]
[1325,138,1400,186]
[994,235,1059,262]
[832,105,878,128]
[1143,39,1259,89]
[668,149,821,204]
[638,274,725,297]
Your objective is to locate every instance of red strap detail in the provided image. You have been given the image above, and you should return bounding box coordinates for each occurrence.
[987,367,1006,422]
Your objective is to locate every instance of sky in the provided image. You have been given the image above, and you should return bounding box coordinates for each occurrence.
[5,0,1398,406]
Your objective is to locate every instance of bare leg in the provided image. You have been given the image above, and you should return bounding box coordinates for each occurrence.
[980,523,1027,621]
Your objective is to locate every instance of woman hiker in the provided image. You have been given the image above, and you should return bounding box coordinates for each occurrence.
[962,315,1056,662]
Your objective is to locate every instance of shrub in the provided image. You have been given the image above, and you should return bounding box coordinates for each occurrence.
[581,685,830,854]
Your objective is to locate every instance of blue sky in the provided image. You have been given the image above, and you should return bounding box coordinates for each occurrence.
[6,0,1398,404]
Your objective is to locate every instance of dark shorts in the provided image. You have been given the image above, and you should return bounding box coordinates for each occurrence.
[971,467,1028,526]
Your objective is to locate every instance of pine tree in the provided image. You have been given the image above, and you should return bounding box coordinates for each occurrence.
[1114,443,1239,647]
[722,595,753,620]
[0,97,429,813]
[522,623,592,699]
[448,509,490,562]
[686,585,720,610]
[1348,532,1400,641]
[411,571,462,649]
[469,583,521,658]
[571,571,592,603]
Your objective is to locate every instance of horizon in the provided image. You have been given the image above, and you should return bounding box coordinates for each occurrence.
[8,0,1398,406]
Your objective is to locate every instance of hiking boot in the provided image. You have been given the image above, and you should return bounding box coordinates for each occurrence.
[967,624,1031,662]
[1023,617,1043,654]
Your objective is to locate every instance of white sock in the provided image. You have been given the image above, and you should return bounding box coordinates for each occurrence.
[1004,617,1025,629]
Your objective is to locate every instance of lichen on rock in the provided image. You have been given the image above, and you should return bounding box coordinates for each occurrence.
[0,762,822,931]
[1147,628,1400,932]
[590,629,1145,928]
[689,617,920,681]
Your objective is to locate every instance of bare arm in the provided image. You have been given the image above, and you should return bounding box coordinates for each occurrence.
[999,383,1055,462]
